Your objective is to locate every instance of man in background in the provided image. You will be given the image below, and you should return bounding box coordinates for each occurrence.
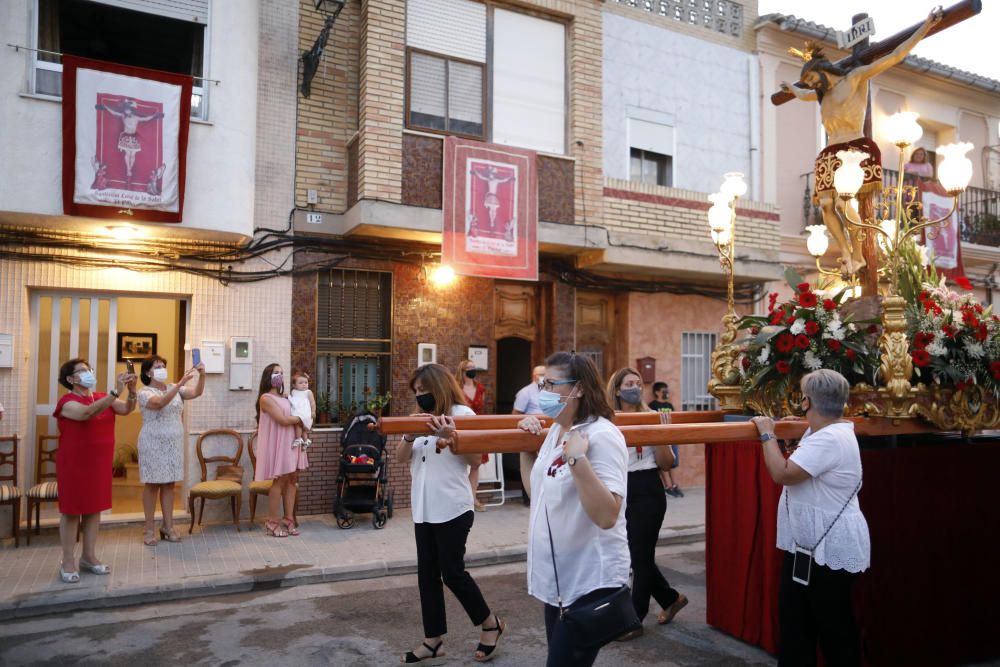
[513,365,546,505]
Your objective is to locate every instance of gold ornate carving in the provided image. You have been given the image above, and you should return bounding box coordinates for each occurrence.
[708,311,744,411]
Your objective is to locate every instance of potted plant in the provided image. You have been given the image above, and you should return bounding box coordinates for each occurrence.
[316,393,331,425]
[366,391,392,417]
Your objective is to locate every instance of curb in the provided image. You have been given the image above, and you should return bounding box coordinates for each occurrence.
[1,526,706,620]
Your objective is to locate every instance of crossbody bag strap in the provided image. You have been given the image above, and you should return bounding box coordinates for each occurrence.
[544,506,564,616]
[785,478,862,552]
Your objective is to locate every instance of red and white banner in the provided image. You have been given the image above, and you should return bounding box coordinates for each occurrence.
[62,56,191,222]
[919,179,964,279]
[442,137,538,281]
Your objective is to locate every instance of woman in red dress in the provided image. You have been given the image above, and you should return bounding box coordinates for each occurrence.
[54,358,137,583]
[455,359,488,512]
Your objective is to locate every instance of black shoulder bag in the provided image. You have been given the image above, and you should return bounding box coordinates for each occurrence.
[544,506,640,650]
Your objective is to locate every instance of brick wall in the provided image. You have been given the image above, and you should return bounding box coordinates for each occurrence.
[602,177,780,251]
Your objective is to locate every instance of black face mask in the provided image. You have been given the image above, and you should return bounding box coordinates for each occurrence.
[465,370,477,379]
[416,392,436,413]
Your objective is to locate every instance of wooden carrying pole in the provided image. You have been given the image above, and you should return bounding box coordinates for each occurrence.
[375,411,724,434]
[448,417,938,455]
[770,0,982,106]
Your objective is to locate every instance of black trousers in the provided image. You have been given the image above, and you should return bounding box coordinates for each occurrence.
[778,551,861,667]
[414,510,491,638]
[625,468,679,620]
[543,587,619,667]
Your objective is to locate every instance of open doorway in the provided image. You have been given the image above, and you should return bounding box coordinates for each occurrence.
[496,336,531,496]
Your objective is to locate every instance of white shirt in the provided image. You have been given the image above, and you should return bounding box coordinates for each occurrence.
[627,444,659,472]
[289,389,314,430]
[527,417,630,606]
[409,404,476,524]
[513,382,541,415]
[777,422,871,573]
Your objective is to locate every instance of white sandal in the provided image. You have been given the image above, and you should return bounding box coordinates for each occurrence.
[59,566,80,584]
[79,560,111,575]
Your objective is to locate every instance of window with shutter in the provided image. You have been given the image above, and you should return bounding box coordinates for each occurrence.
[33,0,210,119]
[316,269,393,418]
[406,50,485,139]
[681,332,718,411]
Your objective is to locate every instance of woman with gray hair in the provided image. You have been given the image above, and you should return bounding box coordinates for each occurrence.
[751,369,870,666]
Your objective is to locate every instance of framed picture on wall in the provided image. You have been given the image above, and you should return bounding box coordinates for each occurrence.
[468,345,488,370]
[417,343,437,367]
[117,332,157,361]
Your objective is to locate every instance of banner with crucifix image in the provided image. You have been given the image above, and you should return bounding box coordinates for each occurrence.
[62,56,192,222]
[442,137,538,280]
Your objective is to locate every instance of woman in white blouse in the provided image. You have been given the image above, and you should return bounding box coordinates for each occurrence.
[398,363,505,664]
[752,369,871,666]
[518,352,631,667]
[606,368,687,639]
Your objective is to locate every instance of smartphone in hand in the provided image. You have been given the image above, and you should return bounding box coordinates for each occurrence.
[125,359,135,375]
[192,348,201,367]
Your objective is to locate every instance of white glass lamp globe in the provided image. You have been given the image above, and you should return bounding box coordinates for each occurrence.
[707,192,732,233]
[719,172,747,199]
[711,227,732,246]
[884,111,923,147]
[805,225,830,257]
[833,150,869,198]
[937,142,974,194]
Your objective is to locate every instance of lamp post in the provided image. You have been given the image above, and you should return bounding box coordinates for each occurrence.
[707,172,747,410]
[829,111,974,416]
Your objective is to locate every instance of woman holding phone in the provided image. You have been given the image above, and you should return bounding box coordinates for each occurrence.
[137,355,206,545]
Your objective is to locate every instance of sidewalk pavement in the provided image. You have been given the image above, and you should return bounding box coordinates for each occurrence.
[0,487,705,619]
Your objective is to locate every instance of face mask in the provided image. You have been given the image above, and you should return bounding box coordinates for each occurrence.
[619,387,642,405]
[415,392,436,413]
[152,368,169,383]
[270,373,284,389]
[538,389,569,419]
[76,370,97,389]
[465,369,477,379]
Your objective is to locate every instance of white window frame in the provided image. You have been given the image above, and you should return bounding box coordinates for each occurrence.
[28,0,212,120]
[681,331,719,411]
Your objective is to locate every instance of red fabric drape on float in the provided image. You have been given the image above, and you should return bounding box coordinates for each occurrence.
[706,437,1000,665]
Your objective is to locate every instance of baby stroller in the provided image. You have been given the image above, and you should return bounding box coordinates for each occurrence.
[334,410,394,529]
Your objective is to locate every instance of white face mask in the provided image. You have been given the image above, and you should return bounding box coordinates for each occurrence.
[152,368,169,383]
[76,370,97,389]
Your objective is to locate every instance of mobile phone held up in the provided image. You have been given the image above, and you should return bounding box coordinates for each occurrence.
[192,348,201,367]
[125,359,135,375]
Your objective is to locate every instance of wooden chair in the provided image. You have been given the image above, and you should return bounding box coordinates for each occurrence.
[188,429,244,533]
[0,435,22,547]
[247,432,298,527]
[26,435,60,545]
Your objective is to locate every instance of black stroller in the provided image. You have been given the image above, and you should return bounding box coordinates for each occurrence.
[334,411,394,529]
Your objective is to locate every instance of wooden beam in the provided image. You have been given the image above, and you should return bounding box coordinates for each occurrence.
[375,410,725,434]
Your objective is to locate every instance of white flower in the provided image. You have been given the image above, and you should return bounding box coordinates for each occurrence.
[926,340,948,357]
[803,350,823,370]
[825,319,846,340]
[790,318,806,335]
[757,345,771,364]
[964,341,985,358]
[914,243,931,267]
[848,323,857,332]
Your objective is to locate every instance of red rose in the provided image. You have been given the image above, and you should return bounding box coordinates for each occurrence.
[846,348,858,361]
[797,282,811,293]
[742,356,752,370]
[822,299,837,311]
[955,276,973,290]
[786,313,798,325]
[913,332,933,349]
[923,300,935,314]
[962,309,979,328]
[974,303,984,314]
[776,333,795,353]
[798,292,818,308]
[911,350,931,367]
[776,360,791,374]
[805,320,821,336]
[942,324,958,339]
[795,334,810,349]
[770,310,785,325]
[826,339,842,352]
[918,291,930,302]
[991,361,1000,380]
[977,324,989,342]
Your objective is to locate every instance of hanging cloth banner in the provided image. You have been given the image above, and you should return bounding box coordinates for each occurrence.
[62,55,192,222]
[442,136,538,280]
[918,178,964,280]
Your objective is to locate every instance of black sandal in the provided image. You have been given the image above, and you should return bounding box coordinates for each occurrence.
[474,615,506,662]
[401,640,445,664]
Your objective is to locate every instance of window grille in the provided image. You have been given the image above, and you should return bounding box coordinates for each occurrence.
[681,332,718,411]
[316,269,392,417]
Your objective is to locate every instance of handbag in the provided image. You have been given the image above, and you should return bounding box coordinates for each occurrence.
[215,464,244,483]
[545,507,640,650]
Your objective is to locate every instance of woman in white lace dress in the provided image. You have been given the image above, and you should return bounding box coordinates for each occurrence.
[137,355,205,546]
[752,369,870,666]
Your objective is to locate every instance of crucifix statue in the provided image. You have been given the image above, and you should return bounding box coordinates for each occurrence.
[773,1,981,292]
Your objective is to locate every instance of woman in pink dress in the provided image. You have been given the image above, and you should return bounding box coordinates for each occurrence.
[254,363,307,537]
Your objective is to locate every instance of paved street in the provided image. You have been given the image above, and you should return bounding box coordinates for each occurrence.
[0,542,774,666]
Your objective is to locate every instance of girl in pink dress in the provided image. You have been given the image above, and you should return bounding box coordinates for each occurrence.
[255,363,307,537]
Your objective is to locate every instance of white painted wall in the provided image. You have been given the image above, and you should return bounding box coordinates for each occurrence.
[603,12,754,194]
[0,0,259,239]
